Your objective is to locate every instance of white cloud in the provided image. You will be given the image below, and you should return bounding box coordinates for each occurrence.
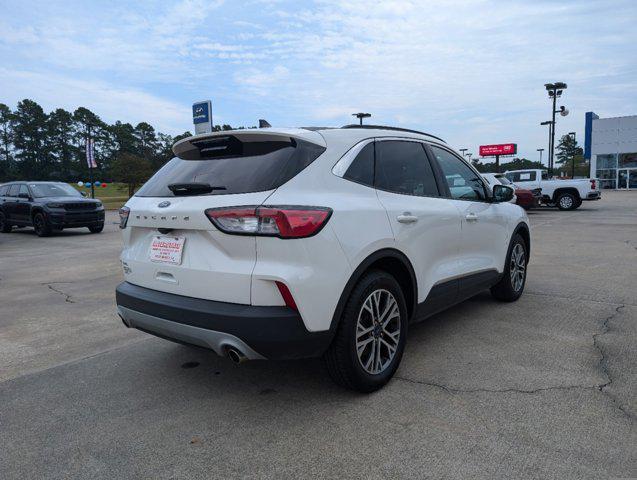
[0,69,190,134]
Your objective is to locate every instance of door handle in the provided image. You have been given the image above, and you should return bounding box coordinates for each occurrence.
[465,213,478,222]
[397,213,418,224]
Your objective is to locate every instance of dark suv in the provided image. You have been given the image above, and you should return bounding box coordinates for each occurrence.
[0,182,105,236]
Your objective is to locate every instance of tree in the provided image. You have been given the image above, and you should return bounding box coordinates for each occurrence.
[46,108,76,180]
[133,122,158,167]
[111,151,153,196]
[556,134,583,166]
[473,157,545,173]
[73,107,107,180]
[0,103,14,180]
[12,99,49,179]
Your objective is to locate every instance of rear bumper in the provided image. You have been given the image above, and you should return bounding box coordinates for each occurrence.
[515,195,539,208]
[586,192,601,200]
[115,281,333,360]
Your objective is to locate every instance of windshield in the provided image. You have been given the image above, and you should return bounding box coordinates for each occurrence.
[496,176,512,186]
[29,183,82,198]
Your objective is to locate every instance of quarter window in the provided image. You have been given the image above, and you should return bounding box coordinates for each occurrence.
[375,141,439,197]
[344,142,374,187]
[0,185,9,196]
[430,146,487,201]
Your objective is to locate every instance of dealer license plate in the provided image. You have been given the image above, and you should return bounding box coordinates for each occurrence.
[149,236,185,265]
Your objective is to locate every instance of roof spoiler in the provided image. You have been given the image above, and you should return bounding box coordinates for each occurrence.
[172,129,325,160]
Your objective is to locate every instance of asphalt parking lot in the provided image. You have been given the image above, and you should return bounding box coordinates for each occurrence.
[1,192,636,479]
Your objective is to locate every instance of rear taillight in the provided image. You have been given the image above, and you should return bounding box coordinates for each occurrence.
[590,179,596,190]
[205,206,332,239]
[119,206,130,229]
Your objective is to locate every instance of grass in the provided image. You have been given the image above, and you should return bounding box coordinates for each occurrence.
[68,182,131,210]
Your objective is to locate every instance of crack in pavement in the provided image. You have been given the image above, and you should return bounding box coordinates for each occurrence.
[395,376,596,395]
[397,304,634,422]
[42,282,75,304]
[593,304,633,420]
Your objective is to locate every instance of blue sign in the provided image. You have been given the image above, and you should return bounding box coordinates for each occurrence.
[192,102,209,124]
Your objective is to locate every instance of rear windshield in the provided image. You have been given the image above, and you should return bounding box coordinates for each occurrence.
[136,137,325,197]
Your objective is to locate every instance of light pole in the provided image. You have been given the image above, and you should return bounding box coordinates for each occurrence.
[544,82,568,178]
[466,153,473,162]
[541,120,554,173]
[459,148,468,157]
[537,148,544,165]
[569,131,576,178]
[352,112,371,126]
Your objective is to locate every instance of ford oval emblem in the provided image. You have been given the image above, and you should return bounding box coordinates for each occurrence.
[158,201,171,208]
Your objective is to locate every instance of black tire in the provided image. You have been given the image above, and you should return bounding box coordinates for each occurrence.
[33,212,52,237]
[556,192,578,211]
[0,211,12,233]
[88,223,104,233]
[491,233,528,302]
[324,270,408,393]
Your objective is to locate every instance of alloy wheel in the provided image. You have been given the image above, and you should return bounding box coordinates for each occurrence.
[559,195,573,209]
[355,289,401,375]
[509,243,526,292]
[34,215,44,234]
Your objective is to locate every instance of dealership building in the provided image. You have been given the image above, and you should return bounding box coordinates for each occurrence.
[585,112,637,189]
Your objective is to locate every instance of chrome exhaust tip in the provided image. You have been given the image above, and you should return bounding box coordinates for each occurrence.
[227,347,247,364]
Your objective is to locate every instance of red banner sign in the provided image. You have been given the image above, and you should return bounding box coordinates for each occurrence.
[479,143,517,156]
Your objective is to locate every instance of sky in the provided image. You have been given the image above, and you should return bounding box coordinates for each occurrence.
[1,0,636,163]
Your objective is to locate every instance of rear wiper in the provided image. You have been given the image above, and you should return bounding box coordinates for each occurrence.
[167,183,227,196]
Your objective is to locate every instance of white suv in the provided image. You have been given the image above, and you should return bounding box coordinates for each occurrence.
[116,125,530,392]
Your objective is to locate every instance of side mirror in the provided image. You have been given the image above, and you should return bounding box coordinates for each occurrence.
[81,191,87,197]
[493,184,514,203]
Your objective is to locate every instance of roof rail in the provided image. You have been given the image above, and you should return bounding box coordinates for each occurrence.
[341,124,446,143]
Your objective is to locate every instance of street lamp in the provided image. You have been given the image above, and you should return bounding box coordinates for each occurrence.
[466,153,473,161]
[459,148,468,157]
[544,82,568,178]
[537,148,544,165]
[352,112,371,126]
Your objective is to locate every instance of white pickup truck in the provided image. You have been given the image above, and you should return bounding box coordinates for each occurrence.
[504,169,601,210]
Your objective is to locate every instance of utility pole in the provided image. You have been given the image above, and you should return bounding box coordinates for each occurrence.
[537,148,544,165]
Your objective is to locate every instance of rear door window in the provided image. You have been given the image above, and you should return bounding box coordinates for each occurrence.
[0,185,9,196]
[509,171,536,182]
[136,137,325,197]
[374,141,439,197]
[8,184,20,197]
